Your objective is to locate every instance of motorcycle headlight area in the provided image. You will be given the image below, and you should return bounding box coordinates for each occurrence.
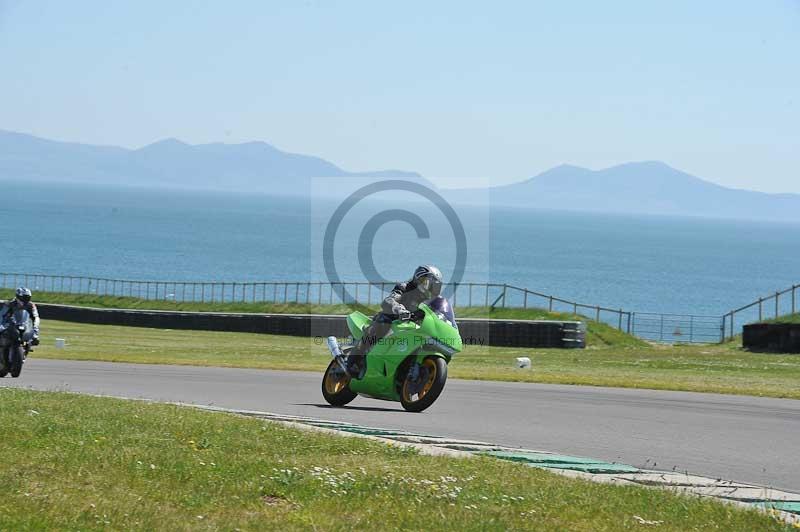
[425,338,458,356]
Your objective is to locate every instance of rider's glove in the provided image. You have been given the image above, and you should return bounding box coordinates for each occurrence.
[31,337,40,346]
[411,309,425,321]
[398,310,412,321]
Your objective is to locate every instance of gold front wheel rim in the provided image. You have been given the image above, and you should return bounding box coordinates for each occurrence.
[403,359,437,402]
[325,368,349,395]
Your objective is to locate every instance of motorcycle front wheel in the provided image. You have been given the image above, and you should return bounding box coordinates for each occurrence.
[321,360,357,407]
[9,345,23,378]
[401,356,447,413]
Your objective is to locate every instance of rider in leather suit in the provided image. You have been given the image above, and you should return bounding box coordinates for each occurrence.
[0,287,41,345]
[346,265,443,377]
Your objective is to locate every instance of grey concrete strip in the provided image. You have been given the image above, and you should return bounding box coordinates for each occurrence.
[3,358,800,494]
[678,486,800,503]
[190,405,474,459]
[553,470,800,526]
[610,472,755,487]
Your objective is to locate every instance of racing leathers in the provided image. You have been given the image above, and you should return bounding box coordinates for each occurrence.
[0,300,40,341]
[345,280,428,376]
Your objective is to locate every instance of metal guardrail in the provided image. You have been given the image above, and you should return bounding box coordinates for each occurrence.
[0,273,633,333]
[3,272,797,344]
[487,284,633,334]
[722,284,799,341]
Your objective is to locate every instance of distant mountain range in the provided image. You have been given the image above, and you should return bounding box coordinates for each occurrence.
[0,129,422,194]
[447,161,800,222]
[2,129,799,221]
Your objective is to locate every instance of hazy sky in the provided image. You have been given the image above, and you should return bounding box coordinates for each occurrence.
[1,1,798,191]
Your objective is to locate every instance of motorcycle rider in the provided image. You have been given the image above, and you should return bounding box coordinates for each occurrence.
[345,265,443,378]
[0,287,40,347]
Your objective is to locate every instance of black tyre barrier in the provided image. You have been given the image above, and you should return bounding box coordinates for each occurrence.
[742,323,800,353]
[34,303,586,349]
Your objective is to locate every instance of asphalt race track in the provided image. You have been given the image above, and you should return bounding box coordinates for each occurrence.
[3,359,799,492]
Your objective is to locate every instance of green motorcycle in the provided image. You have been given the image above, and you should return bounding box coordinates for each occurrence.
[322,299,462,412]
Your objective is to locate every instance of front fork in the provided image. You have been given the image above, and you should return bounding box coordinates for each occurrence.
[408,362,421,381]
[405,355,435,395]
[326,336,349,373]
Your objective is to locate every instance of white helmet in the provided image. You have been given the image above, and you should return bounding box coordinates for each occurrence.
[15,287,32,304]
[413,265,443,298]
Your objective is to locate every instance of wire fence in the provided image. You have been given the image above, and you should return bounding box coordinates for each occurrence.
[630,313,724,344]
[2,272,797,344]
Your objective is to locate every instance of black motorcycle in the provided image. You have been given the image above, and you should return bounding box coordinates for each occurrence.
[0,308,33,378]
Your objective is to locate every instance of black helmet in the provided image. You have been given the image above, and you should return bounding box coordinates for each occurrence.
[413,265,443,298]
[15,287,32,304]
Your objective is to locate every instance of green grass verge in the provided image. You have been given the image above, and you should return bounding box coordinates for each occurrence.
[0,388,788,531]
[0,289,647,348]
[764,313,800,324]
[32,320,800,399]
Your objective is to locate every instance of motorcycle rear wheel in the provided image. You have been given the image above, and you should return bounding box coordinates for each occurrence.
[321,360,357,406]
[401,356,447,413]
[9,345,23,378]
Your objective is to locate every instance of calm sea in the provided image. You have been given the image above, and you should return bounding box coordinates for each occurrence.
[3,180,799,316]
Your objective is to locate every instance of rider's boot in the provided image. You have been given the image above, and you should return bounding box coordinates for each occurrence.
[345,319,390,379]
[345,343,366,379]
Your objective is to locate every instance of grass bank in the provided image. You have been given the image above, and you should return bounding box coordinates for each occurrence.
[0,388,788,531]
[767,313,800,324]
[0,289,646,348]
[31,320,800,399]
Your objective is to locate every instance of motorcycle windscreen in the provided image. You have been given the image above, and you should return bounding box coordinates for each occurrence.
[428,296,457,329]
[13,309,34,341]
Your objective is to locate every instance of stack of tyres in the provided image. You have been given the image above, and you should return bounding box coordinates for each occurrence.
[561,321,587,349]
